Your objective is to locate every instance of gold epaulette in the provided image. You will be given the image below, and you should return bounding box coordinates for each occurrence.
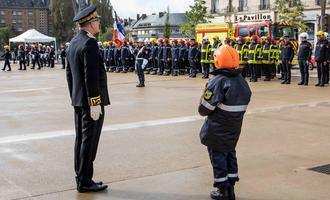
[86,32,96,39]
[88,96,101,106]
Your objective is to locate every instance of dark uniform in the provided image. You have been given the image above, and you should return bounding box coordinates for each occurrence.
[188,41,198,78]
[66,4,109,193]
[120,43,130,73]
[199,68,251,198]
[163,41,172,76]
[314,38,329,86]
[156,41,164,75]
[178,41,187,75]
[149,43,159,75]
[107,44,116,72]
[201,39,212,79]
[135,46,149,87]
[49,48,55,68]
[1,49,11,71]
[115,47,122,72]
[247,38,261,82]
[171,41,180,76]
[61,47,67,69]
[18,46,26,70]
[298,40,312,85]
[281,39,294,84]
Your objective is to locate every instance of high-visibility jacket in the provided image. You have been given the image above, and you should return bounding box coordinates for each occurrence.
[209,41,222,63]
[247,42,261,64]
[234,43,248,65]
[261,43,275,64]
[201,42,212,64]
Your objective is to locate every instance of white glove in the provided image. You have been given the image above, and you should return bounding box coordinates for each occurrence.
[90,105,102,121]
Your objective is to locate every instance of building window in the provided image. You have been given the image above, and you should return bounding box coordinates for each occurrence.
[211,0,220,14]
[238,0,248,12]
[259,0,270,10]
[28,11,33,16]
[0,11,5,15]
[17,19,23,24]
[12,11,17,15]
[17,11,23,16]
[0,19,5,24]
[28,19,33,25]
[12,19,17,24]
[315,0,320,5]
[17,28,23,32]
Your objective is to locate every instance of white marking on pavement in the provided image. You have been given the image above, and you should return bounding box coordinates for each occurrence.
[0,116,204,144]
[0,87,59,94]
[0,100,329,144]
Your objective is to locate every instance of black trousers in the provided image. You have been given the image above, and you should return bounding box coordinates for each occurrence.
[249,64,258,81]
[263,64,272,80]
[74,106,105,186]
[208,148,239,189]
[158,59,164,74]
[172,60,179,73]
[201,63,210,77]
[282,60,292,83]
[62,58,66,69]
[189,60,197,75]
[136,59,145,84]
[325,63,329,84]
[2,60,11,70]
[316,61,326,85]
[32,58,41,69]
[298,60,309,84]
[19,59,26,70]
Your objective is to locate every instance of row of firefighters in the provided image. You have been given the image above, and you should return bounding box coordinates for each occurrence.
[99,31,329,86]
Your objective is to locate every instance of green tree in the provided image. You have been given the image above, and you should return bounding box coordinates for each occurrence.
[99,27,114,41]
[0,27,13,50]
[179,0,213,38]
[163,7,171,39]
[275,0,307,32]
[51,0,74,43]
[91,0,114,34]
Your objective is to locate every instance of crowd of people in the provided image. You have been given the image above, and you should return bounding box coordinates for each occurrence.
[1,31,329,87]
[1,43,58,71]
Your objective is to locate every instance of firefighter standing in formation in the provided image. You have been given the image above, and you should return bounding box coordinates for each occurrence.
[314,31,330,87]
[201,36,212,79]
[297,32,312,86]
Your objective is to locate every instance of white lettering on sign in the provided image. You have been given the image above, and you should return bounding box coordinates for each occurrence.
[235,14,272,22]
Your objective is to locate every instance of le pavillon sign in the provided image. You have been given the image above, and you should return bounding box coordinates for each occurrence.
[235,13,272,22]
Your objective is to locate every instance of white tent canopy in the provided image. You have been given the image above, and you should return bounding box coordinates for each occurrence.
[9,29,56,43]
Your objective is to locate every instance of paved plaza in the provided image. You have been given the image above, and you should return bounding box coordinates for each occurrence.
[0,64,330,200]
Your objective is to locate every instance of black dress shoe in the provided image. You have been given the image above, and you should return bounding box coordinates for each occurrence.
[78,183,108,193]
[281,81,287,84]
[285,82,290,84]
[320,84,325,87]
[315,83,320,87]
[210,188,229,200]
[297,82,303,85]
[304,83,308,86]
[136,84,145,87]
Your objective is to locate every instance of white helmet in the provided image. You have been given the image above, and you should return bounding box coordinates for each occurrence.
[65,42,70,47]
[203,36,209,41]
[97,41,103,46]
[299,32,309,40]
[325,32,330,39]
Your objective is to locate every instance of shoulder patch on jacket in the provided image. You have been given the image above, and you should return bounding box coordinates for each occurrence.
[204,89,213,100]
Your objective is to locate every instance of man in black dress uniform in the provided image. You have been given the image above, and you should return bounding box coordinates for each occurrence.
[66,4,110,193]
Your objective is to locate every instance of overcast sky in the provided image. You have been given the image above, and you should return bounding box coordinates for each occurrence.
[111,0,195,19]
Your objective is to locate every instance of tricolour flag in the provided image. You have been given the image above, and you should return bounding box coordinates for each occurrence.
[113,11,126,48]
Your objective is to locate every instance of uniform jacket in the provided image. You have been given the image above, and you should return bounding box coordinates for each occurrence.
[314,39,329,62]
[198,69,251,152]
[298,41,312,61]
[162,44,172,61]
[281,42,294,62]
[60,49,66,60]
[188,44,198,61]
[157,44,164,60]
[66,30,110,107]
[1,51,11,60]
[179,45,187,61]
[171,45,180,61]
[150,44,158,60]
[121,45,130,60]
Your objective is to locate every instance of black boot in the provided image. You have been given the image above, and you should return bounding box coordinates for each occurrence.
[228,185,236,200]
[210,187,229,200]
